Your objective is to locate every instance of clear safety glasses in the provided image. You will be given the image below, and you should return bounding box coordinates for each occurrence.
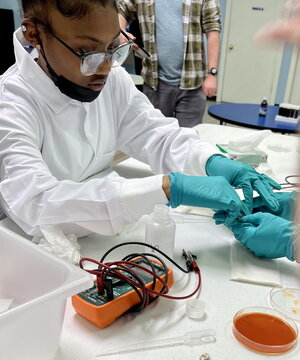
[37,20,133,76]
[80,40,133,75]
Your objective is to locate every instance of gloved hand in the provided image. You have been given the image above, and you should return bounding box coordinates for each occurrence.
[228,212,295,260]
[252,191,296,221]
[214,191,296,225]
[168,172,249,226]
[206,155,281,213]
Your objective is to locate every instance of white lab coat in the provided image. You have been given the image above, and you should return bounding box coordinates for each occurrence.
[0,29,220,236]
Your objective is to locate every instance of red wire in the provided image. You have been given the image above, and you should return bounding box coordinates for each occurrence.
[106,260,169,291]
[79,257,201,301]
[80,258,170,295]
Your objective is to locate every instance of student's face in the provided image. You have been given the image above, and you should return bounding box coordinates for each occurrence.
[36,4,120,90]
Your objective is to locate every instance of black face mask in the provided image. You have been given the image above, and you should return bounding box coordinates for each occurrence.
[39,43,101,103]
[47,65,101,102]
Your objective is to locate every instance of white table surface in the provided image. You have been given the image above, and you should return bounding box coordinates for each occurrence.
[54,124,300,360]
[195,124,300,185]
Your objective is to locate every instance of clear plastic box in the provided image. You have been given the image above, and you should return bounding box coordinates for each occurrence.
[0,226,93,360]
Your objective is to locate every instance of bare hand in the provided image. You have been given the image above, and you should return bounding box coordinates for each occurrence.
[119,31,139,51]
[202,75,217,98]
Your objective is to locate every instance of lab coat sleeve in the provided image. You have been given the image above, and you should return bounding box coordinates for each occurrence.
[0,99,167,237]
[111,67,221,176]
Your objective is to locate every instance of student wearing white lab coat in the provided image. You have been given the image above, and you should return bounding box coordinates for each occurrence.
[0,0,280,238]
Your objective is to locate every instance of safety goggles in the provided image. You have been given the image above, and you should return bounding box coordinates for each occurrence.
[35,20,134,76]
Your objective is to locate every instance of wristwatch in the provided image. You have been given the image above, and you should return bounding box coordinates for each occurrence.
[208,68,218,75]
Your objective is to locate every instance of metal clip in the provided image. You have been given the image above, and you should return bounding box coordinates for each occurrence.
[182,249,197,271]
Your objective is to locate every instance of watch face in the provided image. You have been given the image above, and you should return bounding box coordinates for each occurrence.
[210,68,217,75]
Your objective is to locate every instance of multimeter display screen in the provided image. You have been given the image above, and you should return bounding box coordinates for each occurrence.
[127,260,166,278]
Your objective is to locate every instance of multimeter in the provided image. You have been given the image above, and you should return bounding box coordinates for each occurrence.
[72,258,174,328]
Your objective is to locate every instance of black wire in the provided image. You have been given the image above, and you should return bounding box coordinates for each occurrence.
[125,282,147,312]
[94,241,196,314]
[98,242,183,312]
[119,252,169,306]
[285,175,300,186]
[141,252,169,293]
[102,266,148,311]
[280,175,300,186]
[100,241,190,273]
[122,253,158,290]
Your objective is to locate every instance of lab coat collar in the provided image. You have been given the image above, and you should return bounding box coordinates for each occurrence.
[14,28,75,113]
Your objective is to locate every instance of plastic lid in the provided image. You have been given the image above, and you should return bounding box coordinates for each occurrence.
[270,287,300,320]
[232,307,298,354]
[185,299,205,319]
[153,204,170,220]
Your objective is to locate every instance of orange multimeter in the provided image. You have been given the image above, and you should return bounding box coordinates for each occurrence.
[72,257,174,328]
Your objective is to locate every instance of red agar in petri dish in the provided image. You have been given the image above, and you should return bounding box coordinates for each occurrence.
[232,307,298,354]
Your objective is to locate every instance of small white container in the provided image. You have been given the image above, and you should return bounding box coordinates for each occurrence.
[186,298,206,319]
[145,204,176,262]
[0,226,93,360]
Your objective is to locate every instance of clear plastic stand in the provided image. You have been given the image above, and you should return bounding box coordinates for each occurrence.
[96,329,216,357]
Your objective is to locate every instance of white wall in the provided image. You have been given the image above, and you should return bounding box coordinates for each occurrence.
[0,0,21,28]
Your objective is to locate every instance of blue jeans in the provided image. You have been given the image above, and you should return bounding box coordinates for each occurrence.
[143,81,206,128]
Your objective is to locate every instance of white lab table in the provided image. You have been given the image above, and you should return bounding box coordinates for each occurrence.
[195,124,300,185]
[53,124,300,360]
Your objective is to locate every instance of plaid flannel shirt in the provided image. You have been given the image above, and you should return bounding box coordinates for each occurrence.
[117,0,221,90]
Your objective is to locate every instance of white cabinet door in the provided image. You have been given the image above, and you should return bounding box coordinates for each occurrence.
[218,0,285,104]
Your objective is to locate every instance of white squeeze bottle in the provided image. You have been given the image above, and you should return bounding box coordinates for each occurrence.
[145,204,176,262]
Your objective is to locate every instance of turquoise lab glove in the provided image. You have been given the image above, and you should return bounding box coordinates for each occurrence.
[206,155,281,213]
[168,172,249,226]
[214,191,296,225]
[229,212,295,260]
[252,191,296,221]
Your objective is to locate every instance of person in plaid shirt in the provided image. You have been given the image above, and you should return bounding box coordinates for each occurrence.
[118,0,221,127]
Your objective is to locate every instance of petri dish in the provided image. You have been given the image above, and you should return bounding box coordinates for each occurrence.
[270,288,300,321]
[232,307,298,354]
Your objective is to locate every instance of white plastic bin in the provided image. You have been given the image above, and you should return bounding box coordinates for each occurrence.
[0,226,93,360]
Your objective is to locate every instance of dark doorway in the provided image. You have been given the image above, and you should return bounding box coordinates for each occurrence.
[0,9,15,75]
